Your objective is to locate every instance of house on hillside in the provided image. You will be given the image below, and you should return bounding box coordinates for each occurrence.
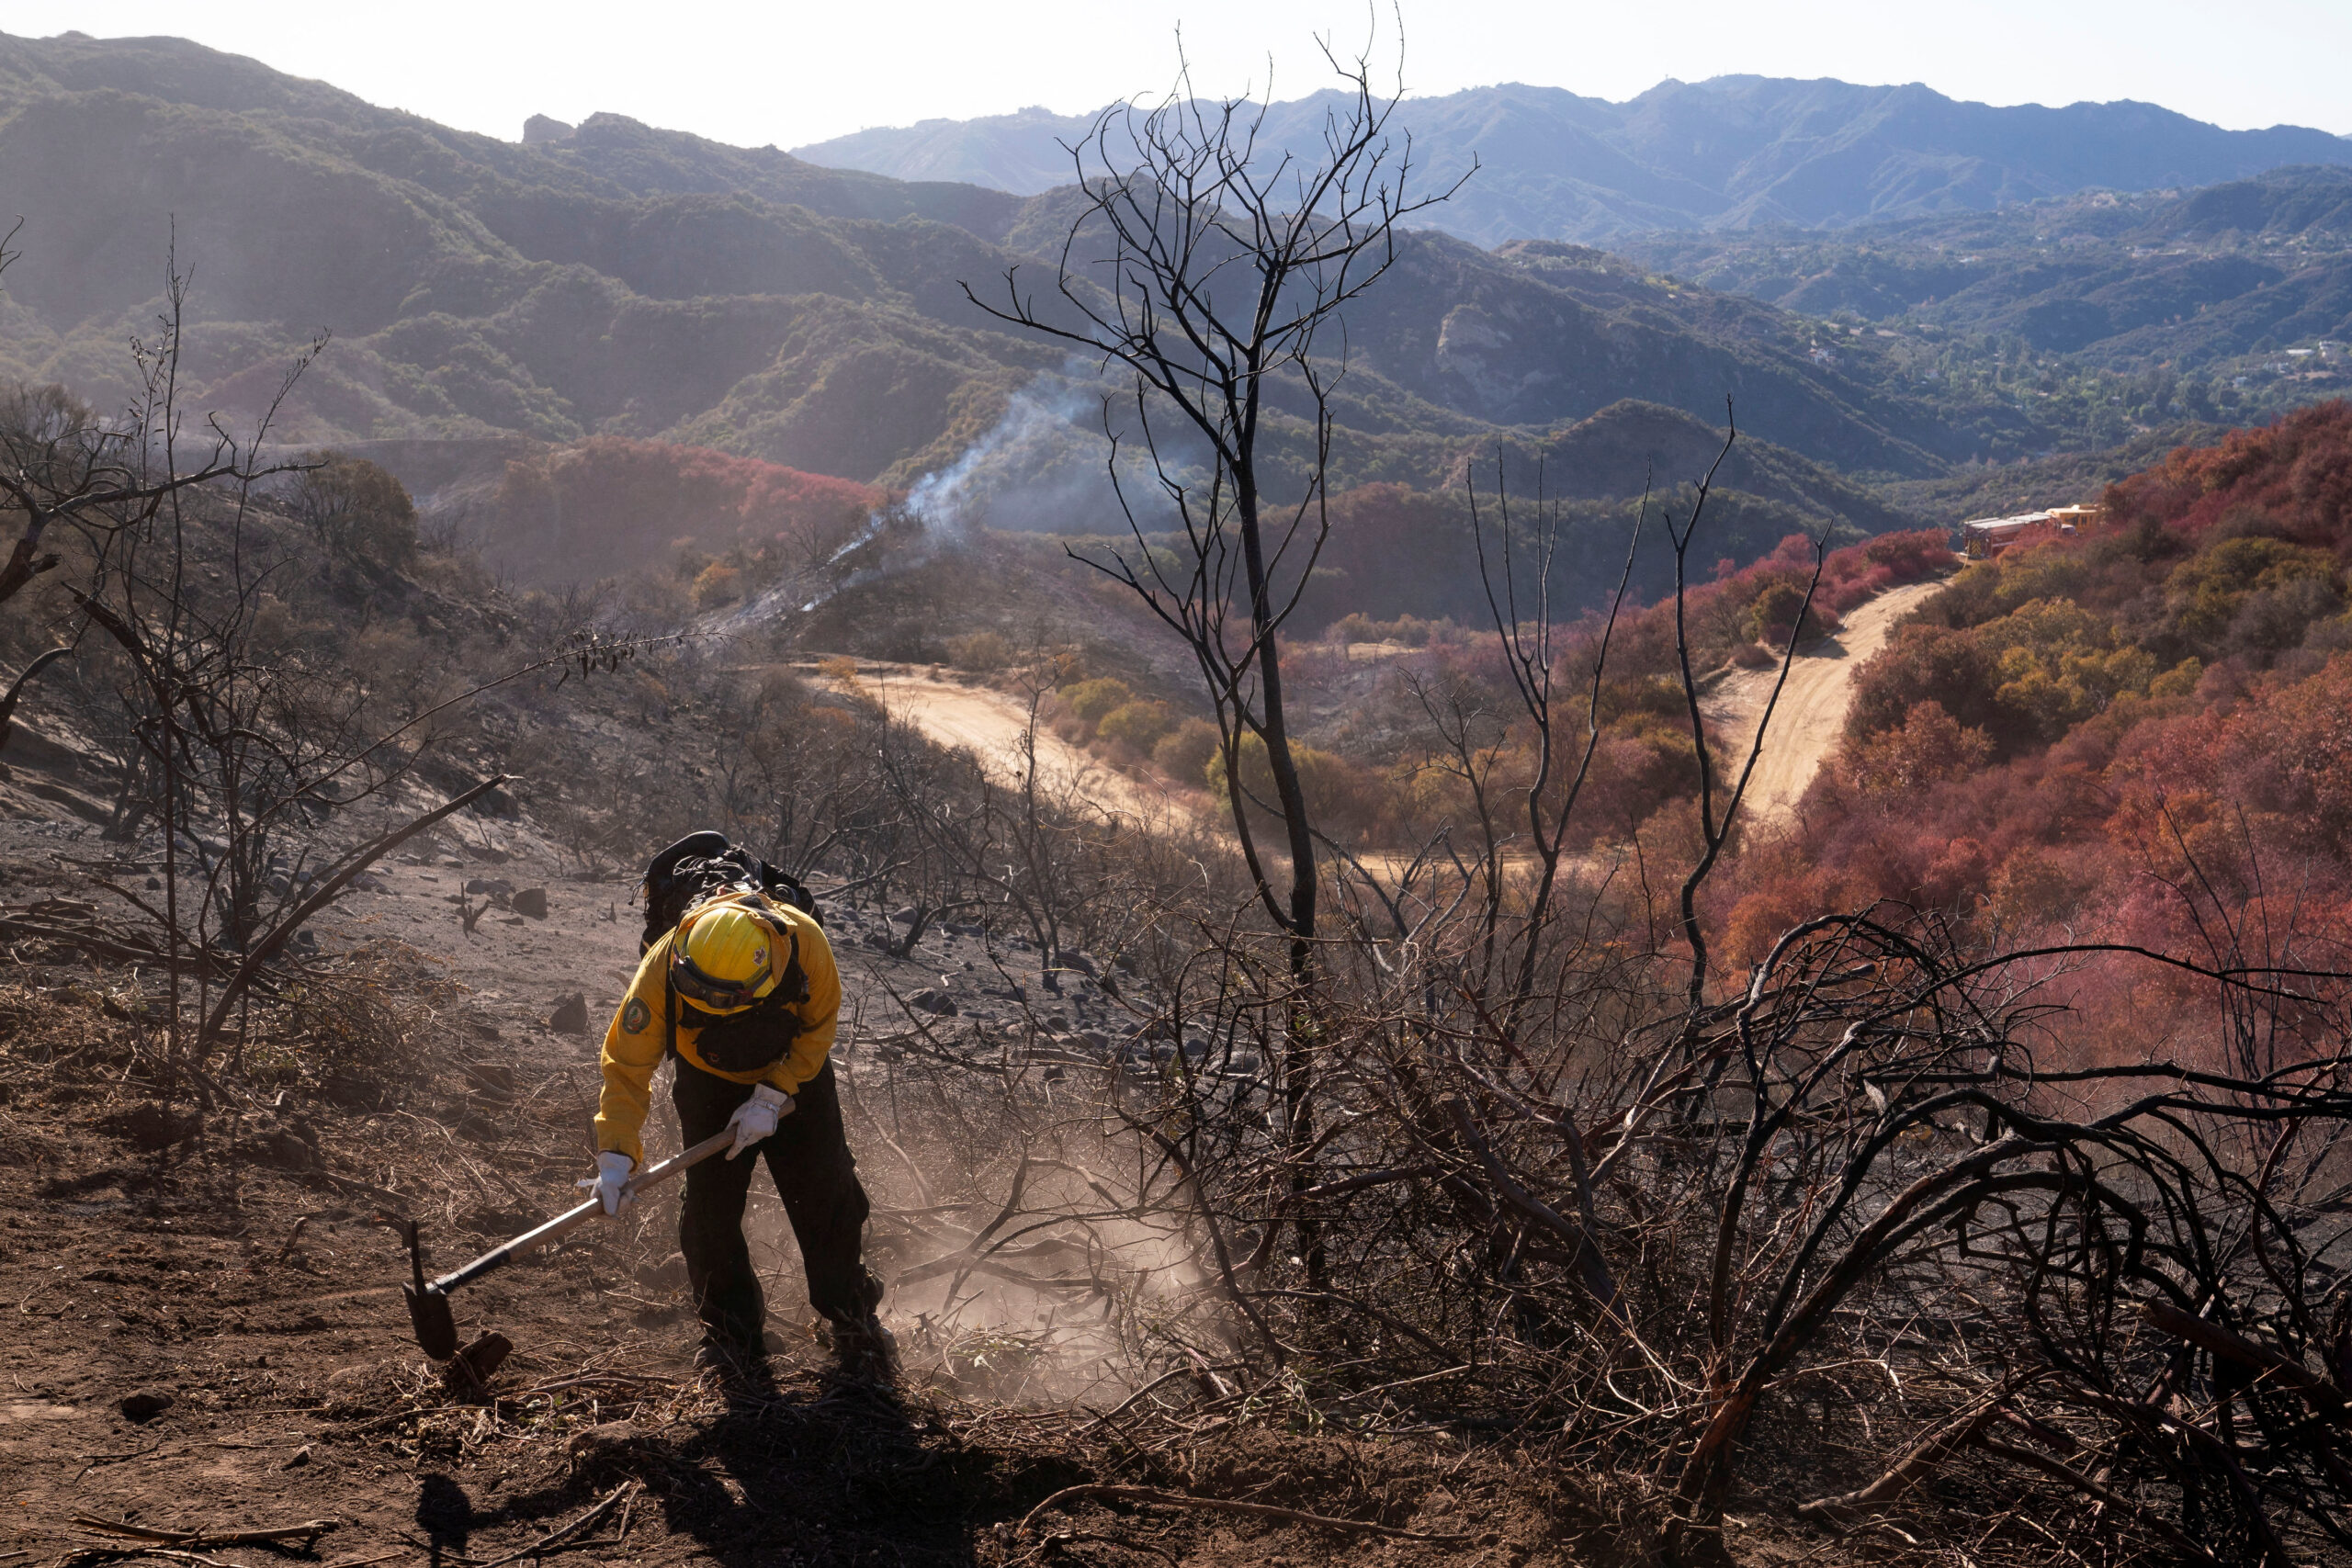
[1960,503,2103,560]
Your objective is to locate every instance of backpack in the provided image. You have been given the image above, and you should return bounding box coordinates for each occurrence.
[639,830,821,1075]
[639,829,820,957]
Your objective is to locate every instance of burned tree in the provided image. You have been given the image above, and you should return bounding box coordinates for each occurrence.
[0,243,293,752]
[967,38,1464,964]
[967,32,1467,1265]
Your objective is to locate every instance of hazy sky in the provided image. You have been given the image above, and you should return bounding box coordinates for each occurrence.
[0,0,2344,150]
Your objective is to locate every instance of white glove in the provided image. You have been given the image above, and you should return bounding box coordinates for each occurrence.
[577,1150,636,1214]
[725,1084,795,1159]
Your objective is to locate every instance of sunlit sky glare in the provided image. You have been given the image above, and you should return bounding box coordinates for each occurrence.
[0,0,2344,150]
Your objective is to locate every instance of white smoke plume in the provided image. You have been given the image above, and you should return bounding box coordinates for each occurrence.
[902,365,1190,539]
[718,365,1194,631]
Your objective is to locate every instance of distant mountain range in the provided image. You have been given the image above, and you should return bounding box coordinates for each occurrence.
[0,31,2052,498]
[794,78,2352,247]
[0,28,2341,594]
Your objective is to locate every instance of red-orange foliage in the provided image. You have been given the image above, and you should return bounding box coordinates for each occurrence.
[492,436,884,581]
[2105,398,2352,554]
[1577,528,1954,683]
[1720,402,2352,988]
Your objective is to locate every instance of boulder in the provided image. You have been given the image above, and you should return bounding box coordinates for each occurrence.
[512,887,549,919]
[567,1419,645,1467]
[103,1102,198,1152]
[119,1388,174,1422]
[548,992,590,1034]
[907,987,958,1017]
[243,1129,316,1172]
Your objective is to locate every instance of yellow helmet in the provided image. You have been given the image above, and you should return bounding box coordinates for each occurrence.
[670,902,784,1015]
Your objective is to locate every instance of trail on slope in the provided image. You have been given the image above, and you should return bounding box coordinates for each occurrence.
[1701,578,1946,825]
[815,577,1943,857]
[810,662,1209,830]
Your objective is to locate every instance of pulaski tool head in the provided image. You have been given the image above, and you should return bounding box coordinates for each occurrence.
[399,1219,459,1360]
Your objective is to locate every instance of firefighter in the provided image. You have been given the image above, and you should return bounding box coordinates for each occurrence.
[584,887,891,1375]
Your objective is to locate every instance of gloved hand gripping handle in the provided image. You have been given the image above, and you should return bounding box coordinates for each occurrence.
[403,1128,735,1359]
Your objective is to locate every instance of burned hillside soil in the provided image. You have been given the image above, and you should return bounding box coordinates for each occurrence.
[0,827,1650,1568]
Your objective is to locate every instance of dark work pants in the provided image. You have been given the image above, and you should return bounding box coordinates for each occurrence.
[669,1058,880,1351]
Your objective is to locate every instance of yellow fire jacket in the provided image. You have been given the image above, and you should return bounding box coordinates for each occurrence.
[594,890,841,1165]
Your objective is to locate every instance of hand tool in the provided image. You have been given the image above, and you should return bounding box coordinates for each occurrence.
[401,1129,733,1359]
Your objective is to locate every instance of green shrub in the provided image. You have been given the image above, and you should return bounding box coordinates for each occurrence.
[1059,677,1134,725]
[947,630,1011,671]
[1215,730,1390,845]
[1330,611,1446,646]
[1747,581,1839,644]
[1153,718,1219,782]
[288,452,418,572]
[1099,701,1172,750]
[693,562,742,607]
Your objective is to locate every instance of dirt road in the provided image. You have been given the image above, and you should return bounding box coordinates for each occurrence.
[810,662,1208,830]
[814,576,1940,853]
[1702,578,1945,824]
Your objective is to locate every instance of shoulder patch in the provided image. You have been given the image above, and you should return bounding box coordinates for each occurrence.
[621,997,651,1034]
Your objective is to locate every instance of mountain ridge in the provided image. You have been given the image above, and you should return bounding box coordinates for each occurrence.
[0,28,2056,501]
[0,27,2330,585]
[792,77,2352,247]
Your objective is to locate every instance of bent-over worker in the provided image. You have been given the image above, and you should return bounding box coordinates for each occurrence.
[585,886,889,1373]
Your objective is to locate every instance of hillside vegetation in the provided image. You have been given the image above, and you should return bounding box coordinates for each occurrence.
[471,435,884,587]
[1723,399,2352,986]
[1623,166,2352,435]
[0,25,2306,564]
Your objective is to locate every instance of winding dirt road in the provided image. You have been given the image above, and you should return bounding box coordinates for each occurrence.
[1701,578,1946,824]
[813,576,1944,849]
[808,662,1207,829]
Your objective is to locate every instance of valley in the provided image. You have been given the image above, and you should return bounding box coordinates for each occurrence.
[1,27,2345,604]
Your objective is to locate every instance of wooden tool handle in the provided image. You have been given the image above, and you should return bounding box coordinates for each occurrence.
[626,1128,739,1199]
[428,1129,736,1296]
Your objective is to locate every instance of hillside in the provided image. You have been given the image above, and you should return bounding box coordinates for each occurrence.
[0,31,1025,234]
[0,461,1600,1568]
[795,77,2352,247]
[3,335,2348,1568]
[1719,398,2352,974]
[1621,166,2352,425]
[0,26,2243,536]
